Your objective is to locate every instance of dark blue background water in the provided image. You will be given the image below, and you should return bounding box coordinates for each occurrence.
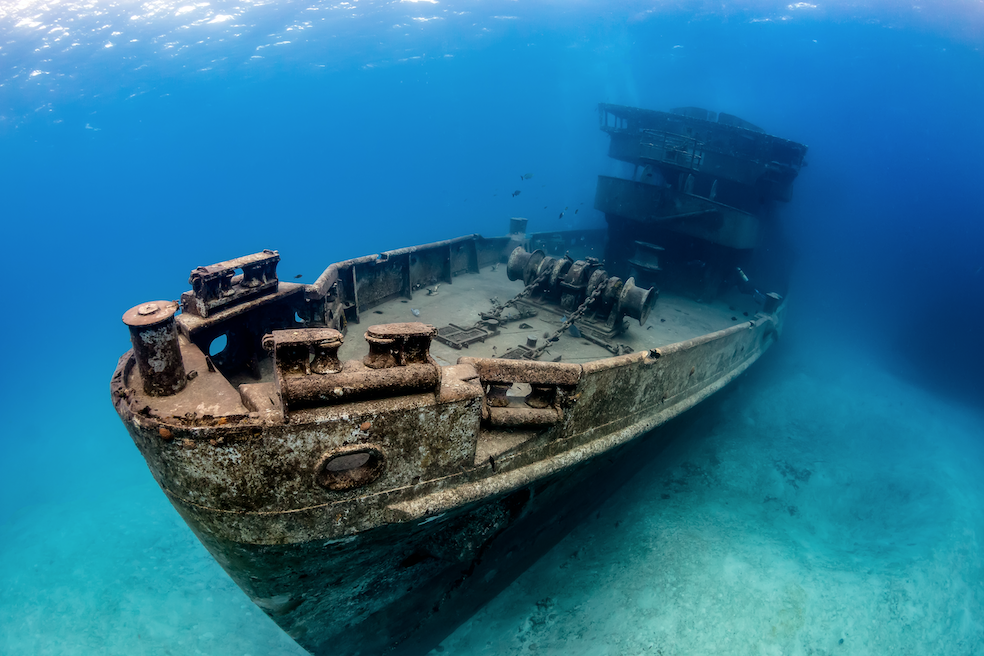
[2,1,983,652]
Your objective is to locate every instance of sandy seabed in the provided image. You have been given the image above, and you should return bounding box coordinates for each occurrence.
[439,347,984,656]
[2,345,982,656]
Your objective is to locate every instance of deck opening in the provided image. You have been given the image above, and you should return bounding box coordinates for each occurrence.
[316,447,386,491]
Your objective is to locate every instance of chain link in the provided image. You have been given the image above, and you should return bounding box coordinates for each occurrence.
[483,268,551,322]
[470,268,607,361]
[527,284,603,360]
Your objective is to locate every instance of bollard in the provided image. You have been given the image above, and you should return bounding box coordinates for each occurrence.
[122,301,187,396]
[763,292,783,314]
[363,323,438,369]
[509,217,528,237]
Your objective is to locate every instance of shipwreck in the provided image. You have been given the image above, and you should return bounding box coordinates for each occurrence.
[111,104,807,655]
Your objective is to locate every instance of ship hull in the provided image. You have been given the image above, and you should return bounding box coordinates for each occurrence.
[112,101,804,655]
[181,440,645,656]
[113,300,782,655]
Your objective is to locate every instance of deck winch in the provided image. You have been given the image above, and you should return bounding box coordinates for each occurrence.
[506,246,657,334]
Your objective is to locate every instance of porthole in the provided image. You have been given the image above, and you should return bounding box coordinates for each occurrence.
[315,446,386,491]
[208,333,228,357]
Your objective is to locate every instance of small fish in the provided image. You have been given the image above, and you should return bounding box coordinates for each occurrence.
[558,212,564,219]
[426,285,440,295]
[411,308,421,317]
[574,209,578,214]
[491,263,499,271]
[564,206,568,210]
[522,172,534,179]
[569,323,582,338]
[512,190,521,197]
[544,205,548,209]
[294,274,303,279]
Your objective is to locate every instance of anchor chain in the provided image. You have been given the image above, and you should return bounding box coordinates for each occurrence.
[527,284,604,360]
[481,268,551,323]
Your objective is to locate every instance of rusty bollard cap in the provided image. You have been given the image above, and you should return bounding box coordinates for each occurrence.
[122,301,179,328]
[365,323,438,340]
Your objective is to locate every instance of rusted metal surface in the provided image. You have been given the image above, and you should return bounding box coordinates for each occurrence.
[114,309,779,516]
[121,301,187,396]
[265,324,443,409]
[302,235,504,330]
[113,275,781,521]
[363,323,438,368]
[459,356,581,428]
[282,362,441,408]
[506,246,656,326]
[267,328,344,375]
[596,103,807,279]
[110,103,804,656]
[599,103,807,204]
[594,174,761,249]
[182,250,281,318]
[498,246,656,354]
[434,323,498,350]
[112,251,784,656]
[461,357,582,386]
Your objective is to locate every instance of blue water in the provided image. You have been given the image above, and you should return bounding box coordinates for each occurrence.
[2,1,983,653]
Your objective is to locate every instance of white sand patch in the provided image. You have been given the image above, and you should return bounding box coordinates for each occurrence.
[0,484,306,655]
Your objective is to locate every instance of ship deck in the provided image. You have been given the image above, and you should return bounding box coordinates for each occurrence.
[336,262,758,367]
